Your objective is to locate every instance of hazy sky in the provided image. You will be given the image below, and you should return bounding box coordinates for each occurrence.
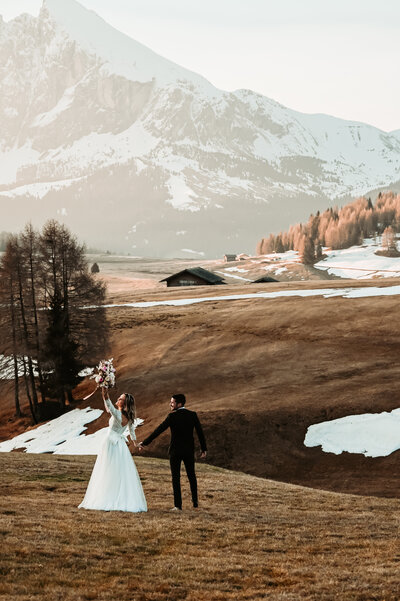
[3,0,400,131]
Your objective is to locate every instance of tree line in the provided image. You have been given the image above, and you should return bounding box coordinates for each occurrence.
[256,191,400,264]
[0,221,109,422]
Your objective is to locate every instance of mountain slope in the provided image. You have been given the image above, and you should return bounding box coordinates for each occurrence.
[0,0,399,256]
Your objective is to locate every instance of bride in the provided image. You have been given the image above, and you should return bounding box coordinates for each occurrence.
[79,388,147,512]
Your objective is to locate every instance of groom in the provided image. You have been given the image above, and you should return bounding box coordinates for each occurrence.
[138,394,207,511]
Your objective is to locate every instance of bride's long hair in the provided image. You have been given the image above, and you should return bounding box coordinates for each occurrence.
[122,393,136,424]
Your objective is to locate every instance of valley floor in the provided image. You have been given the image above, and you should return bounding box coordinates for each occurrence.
[1,453,400,601]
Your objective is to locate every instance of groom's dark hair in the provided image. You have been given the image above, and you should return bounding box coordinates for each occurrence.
[172,394,186,406]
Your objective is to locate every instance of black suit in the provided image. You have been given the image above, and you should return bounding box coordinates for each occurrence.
[142,408,207,509]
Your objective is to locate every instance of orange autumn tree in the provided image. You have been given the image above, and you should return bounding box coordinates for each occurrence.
[256,192,400,264]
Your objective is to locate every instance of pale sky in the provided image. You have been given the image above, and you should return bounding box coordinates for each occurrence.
[2,0,400,132]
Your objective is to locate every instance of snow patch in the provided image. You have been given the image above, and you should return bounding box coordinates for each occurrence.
[215,270,251,282]
[304,408,400,457]
[32,84,76,127]
[1,178,82,199]
[98,284,400,310]
[0,407,103,454]
[259,251,300,262]
[224,267,249,273]
[166,175,199,212]
[180,248,205,256]
[0,355,40,380]
[39,123,159,178]
[0,407,145,455]
[0,145,40,185]
[315,239,400,279]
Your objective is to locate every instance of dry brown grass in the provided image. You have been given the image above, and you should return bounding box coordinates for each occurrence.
[3,277,400,501]
[1,453,400,601]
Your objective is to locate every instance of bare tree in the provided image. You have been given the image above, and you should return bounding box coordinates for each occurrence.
[39,220,109,407]
[13,237,39,409]
[0,239,22,417]
[381,226,399,256]
[20,224,46,402]
[0,221,109,421]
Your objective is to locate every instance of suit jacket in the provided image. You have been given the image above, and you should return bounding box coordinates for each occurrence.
[142,408,207,456]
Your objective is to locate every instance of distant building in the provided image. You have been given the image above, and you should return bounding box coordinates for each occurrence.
[224,254,237,262]
[252,276,279,283]
[160,267,225,287]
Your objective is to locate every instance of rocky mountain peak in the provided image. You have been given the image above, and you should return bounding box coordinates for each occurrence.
[0,0,399,257]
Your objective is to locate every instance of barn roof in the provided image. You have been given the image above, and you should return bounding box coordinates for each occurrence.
[160,267,225,284]
[252,276,279,283]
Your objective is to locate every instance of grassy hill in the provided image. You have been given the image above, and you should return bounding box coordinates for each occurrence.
[2,279,400,497]
[1,453,399,601]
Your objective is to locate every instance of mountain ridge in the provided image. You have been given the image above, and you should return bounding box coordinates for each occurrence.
[0,0,399,256]
[40,0,219,93]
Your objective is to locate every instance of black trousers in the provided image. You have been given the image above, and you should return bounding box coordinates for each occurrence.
[169,452,198,509]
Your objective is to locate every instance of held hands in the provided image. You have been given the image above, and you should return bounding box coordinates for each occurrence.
[135,441,204,457]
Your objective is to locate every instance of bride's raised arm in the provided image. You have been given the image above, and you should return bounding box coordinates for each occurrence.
[101,388,120,419]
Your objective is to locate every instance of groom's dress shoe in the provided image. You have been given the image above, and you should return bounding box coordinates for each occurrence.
[170,507,182,512]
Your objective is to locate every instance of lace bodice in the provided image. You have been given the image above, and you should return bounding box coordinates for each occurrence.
[104,397,136,441]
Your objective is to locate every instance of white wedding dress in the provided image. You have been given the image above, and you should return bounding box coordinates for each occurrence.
[79,397,147,513]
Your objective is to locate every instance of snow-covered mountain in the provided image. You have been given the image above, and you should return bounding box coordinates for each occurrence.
[1,0,400,257]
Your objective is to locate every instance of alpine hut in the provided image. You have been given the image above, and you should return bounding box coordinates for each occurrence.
[160,267,225,287]
[223,254,237,262]
[252,276,279,283]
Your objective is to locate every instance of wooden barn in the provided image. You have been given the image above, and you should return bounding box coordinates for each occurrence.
[223,254,237,262]
[252,276,279,283]
[160,267,225,287]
